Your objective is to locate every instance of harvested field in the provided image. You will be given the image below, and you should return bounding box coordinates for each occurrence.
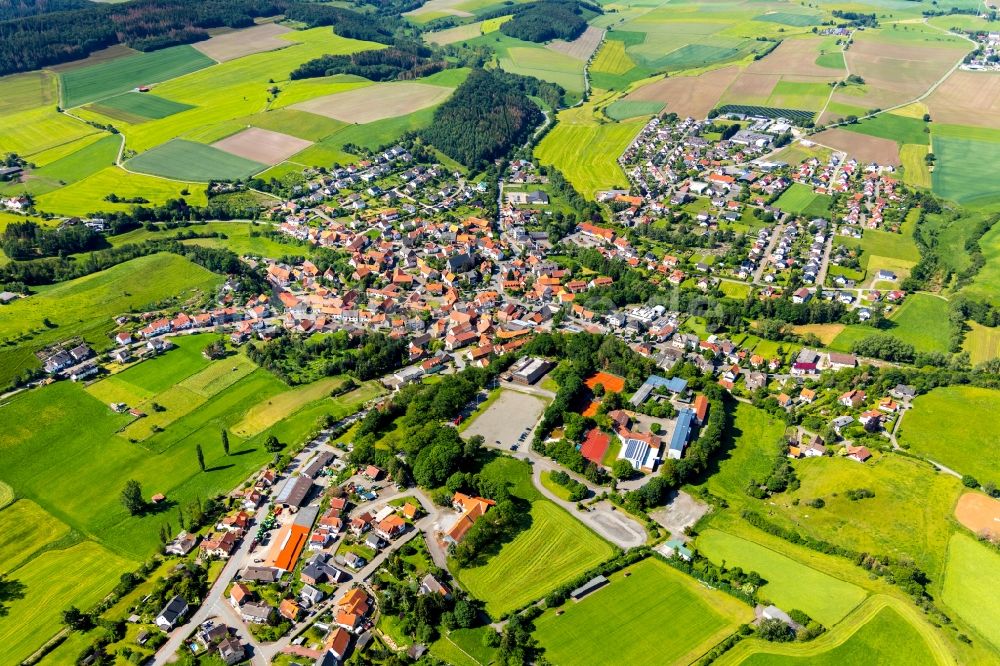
[812,128,901,165]
[626,66,740,118]
[291,81,452,123]
[955,492,1000,540]
[425,22,481,45]
[192,23,293,62]
[746,38,845,78]
[838,37,967,109]
[926,70,1000,129]
[404,0,472,20]
[548,26,604,61]
[719,72,780,106]
[212,127,312,164]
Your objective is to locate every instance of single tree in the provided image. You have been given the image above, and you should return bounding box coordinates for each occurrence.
[63,606,92,631]
[265,435,283,453]
[196,444,205,472]
[612,458,634,481]
[221,430,229,456]
[120,479,144,516]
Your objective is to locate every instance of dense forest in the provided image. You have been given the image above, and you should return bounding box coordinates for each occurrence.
[0,0,89,21]
[499,0,591,43]
[0,0,385,76]
[290,43,443,81]
[421,69,552,169]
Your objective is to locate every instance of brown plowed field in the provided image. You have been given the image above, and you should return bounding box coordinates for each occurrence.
[746,38,844,79]
[548,26,604,61]
[626,66,741,118]
[926,70,1000,128]
[212,127,312,164]
[812,128,901,165]
[192,23,293,63]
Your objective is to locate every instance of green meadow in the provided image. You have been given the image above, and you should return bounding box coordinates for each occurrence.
[0,134,120,197]
[943,534,1000,651]
[35,166,206,216]
[534,558,752,665]
[697,529,868,626]
[900,385,1000,482]
[932,135,1000,207]
[843,114,930,146]
[720,600,945,666]
[962,221,1000,307]
[126,139,266,181]
[774,182,830,216]
[455,499,614,616]
[89,91,195,122]
[0,253,221,387]
[61,45,215,108]
[830,294,952,355]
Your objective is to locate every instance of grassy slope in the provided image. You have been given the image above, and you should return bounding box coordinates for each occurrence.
[899,385,1000,482]
[0,253,220,386]
[125,139,266,181]
[942,533,1000,652]
[35,166,206,216]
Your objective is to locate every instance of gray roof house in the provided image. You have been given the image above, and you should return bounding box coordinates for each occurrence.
[155,595,188,631]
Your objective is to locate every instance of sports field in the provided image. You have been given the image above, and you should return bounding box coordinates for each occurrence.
[900,386,1000,482]
[955,492,1000,540]
[456,500,614,616]
[88,92,194,123]
[35,166,206,216]
[534,558,752,665]
[0,253,220,387]
[943,533,1000,651]
[719,598,946,666]
[697,529,868,626]
[60,45,215,108]
[535,101,642,198]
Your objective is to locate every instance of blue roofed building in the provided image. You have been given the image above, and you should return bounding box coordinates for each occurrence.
[668,409,695,460]
[629,374,688,407]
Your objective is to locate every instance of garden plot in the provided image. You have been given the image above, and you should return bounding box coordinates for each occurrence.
[211,127,313,164]
[291,81,453,123]
[192,22,294,62]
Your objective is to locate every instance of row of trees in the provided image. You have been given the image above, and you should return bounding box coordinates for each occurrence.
[290,43,443,81]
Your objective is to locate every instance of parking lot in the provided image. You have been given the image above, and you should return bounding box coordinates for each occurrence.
[462,389,547,448]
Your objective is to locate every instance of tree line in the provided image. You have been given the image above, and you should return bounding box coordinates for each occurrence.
[290,43,444,82]
[0,219,105,260]
[0,0,89,21]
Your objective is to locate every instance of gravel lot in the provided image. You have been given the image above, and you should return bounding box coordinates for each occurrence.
[462,389,546,446]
